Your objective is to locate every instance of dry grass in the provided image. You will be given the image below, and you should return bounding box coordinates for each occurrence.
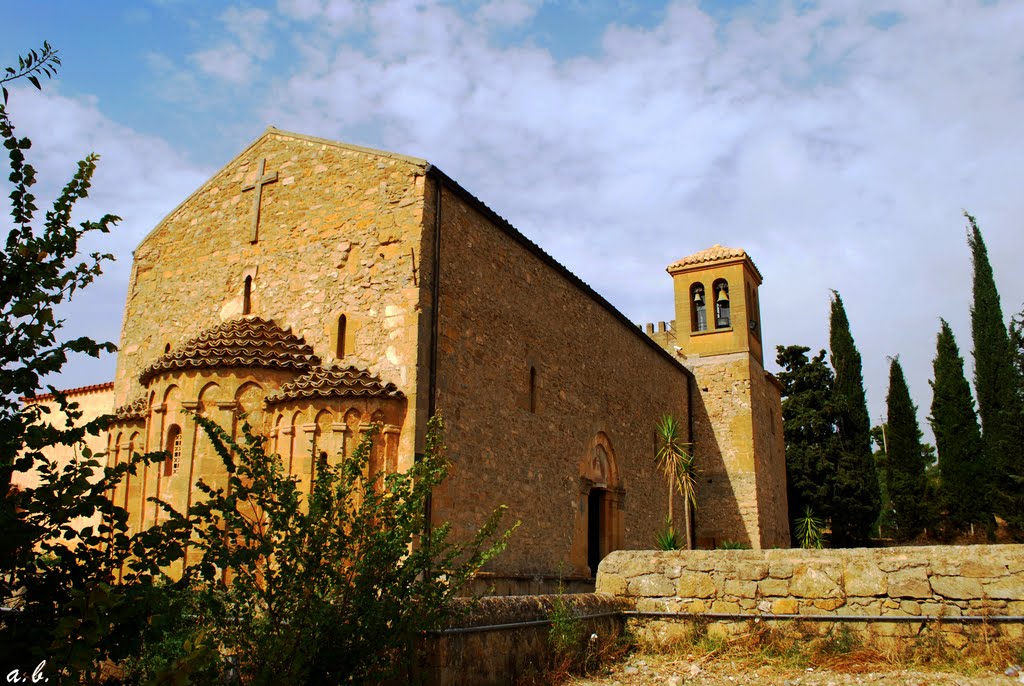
[630,617,1020,678]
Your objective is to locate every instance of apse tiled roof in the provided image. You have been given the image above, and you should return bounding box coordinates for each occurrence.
[264,364,404,406]
[667,244,763,280]
[113,396,148,422]
[139,317,320,385]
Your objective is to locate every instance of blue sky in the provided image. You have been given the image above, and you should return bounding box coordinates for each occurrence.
[4,0,1024,440]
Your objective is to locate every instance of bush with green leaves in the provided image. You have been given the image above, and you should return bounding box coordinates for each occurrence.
[154,412,515,684]
[0,44,193,681]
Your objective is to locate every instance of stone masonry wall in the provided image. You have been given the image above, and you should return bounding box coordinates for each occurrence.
[597,547,1024,648]
[116,131,429,463]
[419,593,627,686]
[428,177,693,581]
[751,368,789,547]
[688,353,760,548]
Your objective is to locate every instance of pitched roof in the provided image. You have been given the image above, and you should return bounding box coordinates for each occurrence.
[139,317,320,385]
[666,244,763,281]
[21,381,114,403]
[264,364,404,406]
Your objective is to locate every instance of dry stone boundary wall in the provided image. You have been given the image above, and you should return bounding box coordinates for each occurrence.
[597,546,1024,648]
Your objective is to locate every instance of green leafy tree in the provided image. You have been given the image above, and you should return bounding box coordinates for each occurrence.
[929,318,985,531]
[775,345,838,541]
[967,212,1024,531]
[654,414,695,549]
[884,357,928,541]
[165,413,516,684]
[1010,306,1024,421]
[828,291,880,546]
[0,44,190,679]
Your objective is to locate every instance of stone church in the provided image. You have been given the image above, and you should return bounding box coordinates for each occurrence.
[74,128,787,591]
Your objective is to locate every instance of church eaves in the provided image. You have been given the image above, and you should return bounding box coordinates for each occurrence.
[138,317,320,385]
[264,364,404,406]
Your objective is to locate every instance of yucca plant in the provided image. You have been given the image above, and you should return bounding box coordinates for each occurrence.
[654,517,683,551]
[794,506,827,549]
[655,415,696,549]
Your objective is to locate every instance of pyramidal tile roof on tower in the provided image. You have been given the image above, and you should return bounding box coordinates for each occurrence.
[139,317,320,385]
[667,244,763,280]
[264,364,404,406]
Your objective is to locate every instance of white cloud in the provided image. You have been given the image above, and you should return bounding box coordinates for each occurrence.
[262,0,1024,435]
[475,0,541,28]
[189,6,273,84]
[1,86,211,389]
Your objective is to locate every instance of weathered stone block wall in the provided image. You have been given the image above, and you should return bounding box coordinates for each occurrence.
[687,353,760,547]
[429,178,692,580]
[419,593,626,686]
[597,547,1024,647]
[751,368,789,547]
[116,130,428,462]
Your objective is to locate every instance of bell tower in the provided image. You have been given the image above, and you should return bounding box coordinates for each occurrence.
[669,244,763,364]
[660,245,788,549]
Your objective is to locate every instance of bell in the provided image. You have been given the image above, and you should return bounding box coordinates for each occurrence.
[717,287,729,304]
[693,289,704,303]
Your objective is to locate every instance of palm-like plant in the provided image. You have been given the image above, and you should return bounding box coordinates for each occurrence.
[655,415,696,549]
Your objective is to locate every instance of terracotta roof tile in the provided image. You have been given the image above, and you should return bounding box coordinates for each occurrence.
[139,317,319,385]
[113,397,148,422]
[264,364,404,406]
[21,381,114,403]
[667,244,762,280]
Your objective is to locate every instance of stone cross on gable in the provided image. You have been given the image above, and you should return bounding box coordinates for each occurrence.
[241,158,278,243]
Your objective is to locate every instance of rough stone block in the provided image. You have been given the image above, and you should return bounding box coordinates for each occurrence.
[772,598,798,614]
[758,578,789,596]
[711,600,740,613]
[845,559,886,597]
[981,576,1024,600]
[930,575,983,600]
[888,568,931,598]
[899,600,921,616]
[596,573,628,596]
[961,560,1008,578]
[813,598,845,611]
[723,579,757,598]
[676,572,716,599]
[789,564,842,598]
[738,562,769,581]
[628,574,675,597]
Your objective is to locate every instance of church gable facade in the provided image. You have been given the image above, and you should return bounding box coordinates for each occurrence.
[101,128,788,590]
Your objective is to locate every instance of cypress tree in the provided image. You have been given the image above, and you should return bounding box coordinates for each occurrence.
[775,345,839,538]
[967,213,1024,529]
[929,319,984,530]
[829,291,881,546]
[885,357,927,540]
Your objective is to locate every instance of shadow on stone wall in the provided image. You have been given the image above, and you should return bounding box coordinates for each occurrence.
[689,381,745,548]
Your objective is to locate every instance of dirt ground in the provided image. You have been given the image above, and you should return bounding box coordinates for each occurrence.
[569,652,1020,685]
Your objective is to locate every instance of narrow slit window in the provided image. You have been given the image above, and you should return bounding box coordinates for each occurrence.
[529,366,537,413]
[243,276,252,315]
[337,314,347,359]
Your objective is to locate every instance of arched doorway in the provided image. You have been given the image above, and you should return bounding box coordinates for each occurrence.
[575,434,623,578]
